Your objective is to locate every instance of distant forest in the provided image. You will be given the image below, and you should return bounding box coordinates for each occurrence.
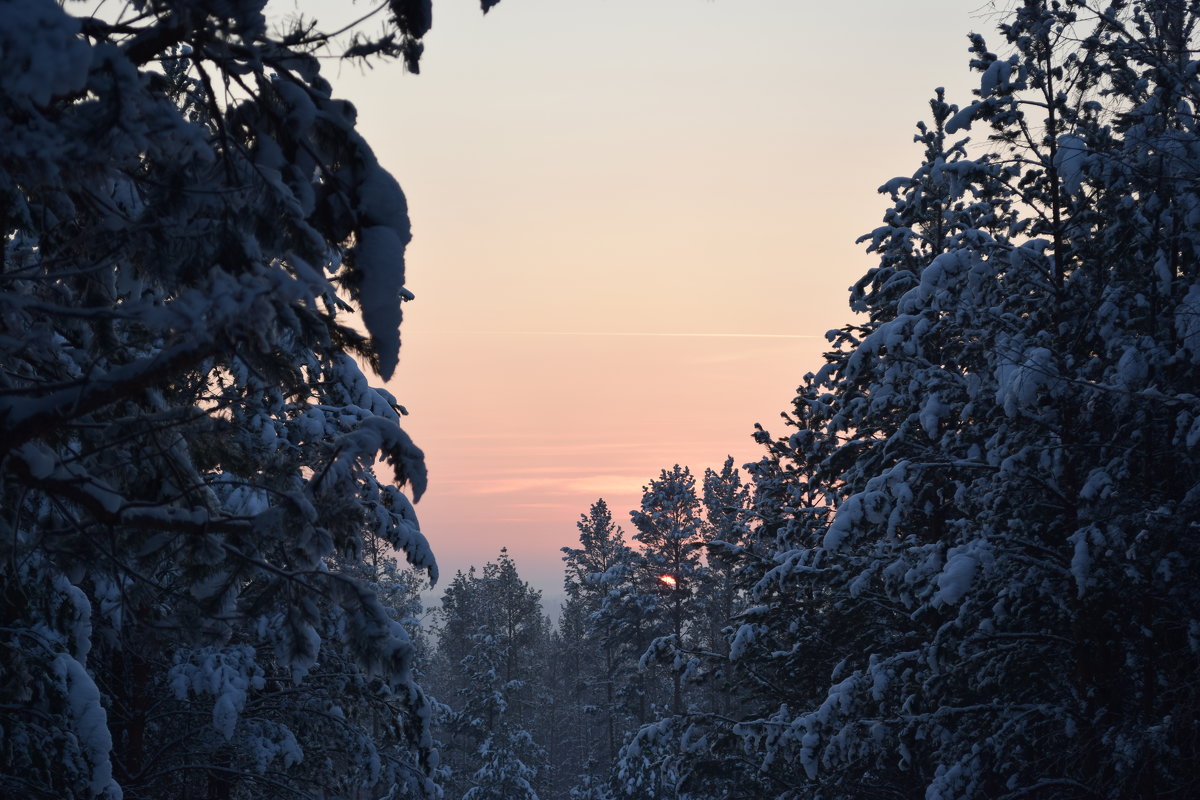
[3,1,1200,799]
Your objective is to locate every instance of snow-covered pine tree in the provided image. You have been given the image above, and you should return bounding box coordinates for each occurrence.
[719,2,1200,798]
[605,466,713,799]
[534,622,593,800]
[608,459,761,800]
[696,457,751,702]
[430,550,549,800]
[628,465,706,718]
[0,1,499,797]
[560,499,639,777]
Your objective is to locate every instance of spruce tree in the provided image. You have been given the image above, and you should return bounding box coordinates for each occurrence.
[561,499,639,775]
[0,1,500,797]
[717,3,1200,798]
[430,550,549,800]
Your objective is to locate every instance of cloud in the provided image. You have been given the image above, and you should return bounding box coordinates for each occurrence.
[564,474,656,496]
[426,470,654,503]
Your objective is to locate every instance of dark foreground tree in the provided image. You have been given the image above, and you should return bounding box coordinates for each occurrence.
[702,2,1200,799]
[0,1,498,797]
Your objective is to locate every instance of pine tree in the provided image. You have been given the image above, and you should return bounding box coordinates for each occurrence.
[430,550,548,800]
[599,467,716,800]
[0,1,500,797]
[629,465,706,719]
[561,499,639,774]
[714,3,1200,798]
[697,457,752,703]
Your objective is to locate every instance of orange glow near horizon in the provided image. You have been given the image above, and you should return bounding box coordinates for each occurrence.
[659,575,678,588]
[321,0,983,606]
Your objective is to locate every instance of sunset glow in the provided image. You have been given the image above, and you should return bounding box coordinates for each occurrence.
[659,575,678,588]
[321,0,982,602]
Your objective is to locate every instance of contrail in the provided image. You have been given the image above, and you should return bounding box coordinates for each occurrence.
[467,330,822,339]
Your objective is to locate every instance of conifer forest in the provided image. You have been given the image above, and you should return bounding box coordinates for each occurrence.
[4,1,1200,798]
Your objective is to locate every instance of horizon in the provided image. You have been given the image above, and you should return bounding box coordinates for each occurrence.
[320,0,984,607]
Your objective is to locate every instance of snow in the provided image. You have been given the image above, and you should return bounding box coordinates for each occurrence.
[381,484,438,582]
[0,0,93,109]
[994,346,1057,417]
[822,490,889,551]
[799,730,820,779]
[945,101,980,134]
[357,158,412,234]
[1,0,443,795]
[729,623,758,662]
[169,647,266,740]
[355,225,407,379]
[55,574,93,659]
[919,392,948,439]
[17,442,56,479]
[1115,346,1148,389]
[273,77,318,133]
[226,484,270,516]
[54,654,121,799]
[1079,469,1113,502]
[1054,134,1088,194]
[932,548,979,607]
[980,58,1011,97]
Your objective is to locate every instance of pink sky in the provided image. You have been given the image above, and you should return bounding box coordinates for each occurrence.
[397,330,824,605]
[312,0,982,607]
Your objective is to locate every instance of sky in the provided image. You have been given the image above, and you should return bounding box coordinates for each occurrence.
[309,0,990,610]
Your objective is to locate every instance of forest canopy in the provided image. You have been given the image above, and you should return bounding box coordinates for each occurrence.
[5,1,1200,800]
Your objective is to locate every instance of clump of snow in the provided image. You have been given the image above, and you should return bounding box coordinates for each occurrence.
[919,392,948,439]
[1054,134,1089,194]
[0,0,93,109]
[354,225,407,379]
[980,58,1012,97]
[18,442,57,479]
[1079,468,1113,502]
[945,101,981,134]
[1115,346,1148,389]
[933,547,979,607]
[55,573,93,659]
[823,490,889,551]
[242,721,304,772]
[896,251,967,315]
[729,623,759,661]
[54,654,120,799]
[994,346,1058,416]
[380,484,437,581]
[798,728,821,780]
[169,646,266,740]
